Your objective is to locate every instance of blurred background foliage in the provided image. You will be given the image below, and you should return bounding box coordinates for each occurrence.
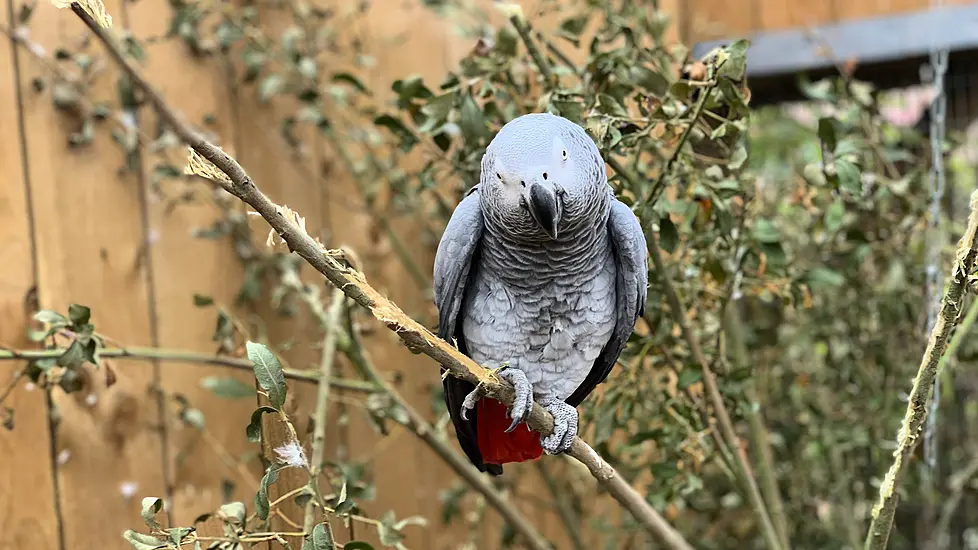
[8,0,978,547]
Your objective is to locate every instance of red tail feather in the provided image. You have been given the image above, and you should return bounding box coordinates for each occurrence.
[476,397,543,465]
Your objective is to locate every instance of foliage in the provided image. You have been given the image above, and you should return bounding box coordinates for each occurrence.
[4,0,978,548]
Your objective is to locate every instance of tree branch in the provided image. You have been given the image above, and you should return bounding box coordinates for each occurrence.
[723,305,790,549]
[864,190,978,550]
[65,4,694,547]
[648,230,783,550]
[304,288,346,533]
[508,14,554,90]
[0,346,376,391]
[535,462,587,550]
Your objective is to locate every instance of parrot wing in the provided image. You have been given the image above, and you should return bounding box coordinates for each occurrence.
[565,193,649,407]
[431,186,502,475]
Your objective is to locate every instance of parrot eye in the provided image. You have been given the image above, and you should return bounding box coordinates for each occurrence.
[542,172,548,180]
[561,149,568,160]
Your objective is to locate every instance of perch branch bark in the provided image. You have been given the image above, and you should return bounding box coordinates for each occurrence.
[66,4,694,548]
[864,190,978,550]
[339,309,553,550]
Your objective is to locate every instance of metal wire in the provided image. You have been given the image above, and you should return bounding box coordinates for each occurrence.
[923,0,948,473]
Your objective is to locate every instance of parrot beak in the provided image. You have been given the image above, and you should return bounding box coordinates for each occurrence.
[526,180,562,240]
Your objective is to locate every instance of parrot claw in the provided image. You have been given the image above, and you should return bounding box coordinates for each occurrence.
[498,368,534,432]
[538,397,578,455]
[460,384,486,421]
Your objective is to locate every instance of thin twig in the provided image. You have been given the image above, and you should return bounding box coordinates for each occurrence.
[723,305,790,549]
[644,77,719,207]
[648,230,782,550]
[339,309,554,550]
[0,346,376,391]
[865,190,978,550]
[304,288,346,533]
[509,14,554,90]
[535,462,587,550]
[66,5,693,547]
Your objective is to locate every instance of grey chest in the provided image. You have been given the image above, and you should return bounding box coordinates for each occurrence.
[459,237,617,399]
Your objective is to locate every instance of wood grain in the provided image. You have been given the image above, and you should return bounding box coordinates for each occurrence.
[14,0,166,543]
[0,2,59,547]
[125,0,261,527]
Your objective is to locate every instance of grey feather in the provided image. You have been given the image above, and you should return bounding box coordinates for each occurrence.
[565,192,649,406]
[431,186,502,475]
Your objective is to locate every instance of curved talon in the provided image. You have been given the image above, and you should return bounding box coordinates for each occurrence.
[498,368,534,432]
[539,398,578,455]
[460,384,485,421]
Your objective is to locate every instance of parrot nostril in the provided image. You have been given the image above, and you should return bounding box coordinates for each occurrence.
[520,180,526,187]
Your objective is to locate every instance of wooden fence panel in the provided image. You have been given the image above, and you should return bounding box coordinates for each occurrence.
[126,0,263,527]
[13,0,167,545]
[0,4,60,547]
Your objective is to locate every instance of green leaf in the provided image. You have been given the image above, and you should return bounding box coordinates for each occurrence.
[332,72,369,95]
[34,310,67,325]
[817,117,838,154]
[343,542,376,550]
[752,218,781,244]
[824,198,846,233]
[557,13,589,41]
[374,114,419,153]
[246,341,287,408]
[201,376,256,399]
[458,93,486,142]
[717,39,750,81]
[255,467,280,520]
[140,497,164,529]
[728,144,748,170]
[805,267,845,288]
[834,160,862,193]
[123,530,165,550]
[57,339,96,370]
[678,367,702,389]
[419,91,456,132]
[167,527,194,547]
[302,523,336,550]
[246,406,278,443]
[630,66,668,96]
[658,216,679,253]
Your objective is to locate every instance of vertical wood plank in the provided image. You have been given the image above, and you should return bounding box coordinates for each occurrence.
[13,0,166,543]
[0,2,60,547]
[755,0,837,31]
[227,5,335,546]
[686,0,757,42]
[126,0,260,526]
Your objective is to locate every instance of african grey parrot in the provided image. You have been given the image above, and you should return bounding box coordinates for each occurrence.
[432,112,649,475]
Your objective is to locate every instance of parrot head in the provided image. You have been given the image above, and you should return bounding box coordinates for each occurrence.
[479,113,606,241]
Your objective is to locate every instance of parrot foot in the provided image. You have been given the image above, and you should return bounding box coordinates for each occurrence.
[460,384,485,421]
[498,367,534,433]
[538,396,578,455]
